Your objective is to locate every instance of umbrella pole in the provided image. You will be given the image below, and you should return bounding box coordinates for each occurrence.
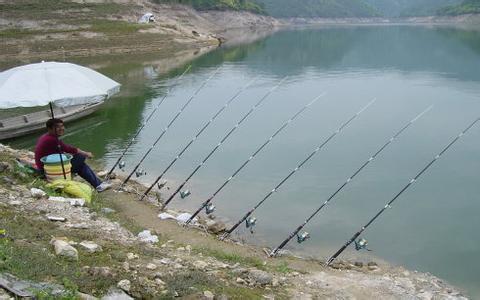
[49,102,55,118]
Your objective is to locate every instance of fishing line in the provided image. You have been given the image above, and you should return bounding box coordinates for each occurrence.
[139,78,258,201]
[160,77,288,209]
[326,117,480,266]
[105,65,191,180]
[185,92,327,225]
[270,105,433,257]
[118,67,221,188]
[221,98,376,239]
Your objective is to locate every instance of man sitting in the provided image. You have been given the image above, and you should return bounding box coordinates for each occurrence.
[35,118,111,192]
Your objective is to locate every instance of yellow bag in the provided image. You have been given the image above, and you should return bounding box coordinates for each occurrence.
[47,179,93,203]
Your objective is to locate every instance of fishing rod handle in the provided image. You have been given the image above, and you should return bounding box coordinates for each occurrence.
[270,225,303,257]
[186,198,211,225]
[327,231,362,266]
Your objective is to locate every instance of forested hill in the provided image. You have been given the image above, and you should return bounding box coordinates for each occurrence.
[253,0,379,18]
[438,0,480,15]
[363,0,462,17]
[152,0,265,14]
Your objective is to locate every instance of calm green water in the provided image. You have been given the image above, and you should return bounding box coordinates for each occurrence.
[5,26,480,297]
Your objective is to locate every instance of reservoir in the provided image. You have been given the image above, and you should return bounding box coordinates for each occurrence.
[5,25,480,298]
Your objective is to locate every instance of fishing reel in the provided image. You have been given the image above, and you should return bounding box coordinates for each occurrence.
[157,180,168,190]
[205,203,216,214]
[135,168,147,178]
[245,216,257,233]
[296,231,310,244]
[354,238,372,251]
[180,189,191,199]
[118,161,126,171]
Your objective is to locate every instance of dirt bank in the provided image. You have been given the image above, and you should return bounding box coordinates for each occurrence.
[0,144,469,299]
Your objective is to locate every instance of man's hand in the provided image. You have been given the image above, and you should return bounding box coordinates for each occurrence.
[79,150,94,158]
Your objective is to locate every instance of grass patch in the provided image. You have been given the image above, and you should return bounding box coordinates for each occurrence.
[89,20,153,34]
[194,247,265,270]
[274,261,292,274]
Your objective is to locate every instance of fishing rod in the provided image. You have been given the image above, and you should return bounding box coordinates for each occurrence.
[161,77,288,209]
[221,98,376,239]
[326,117,480,266]
[139,78,258,201]
[185,92,327,225]
[119,67,221,188]
[105,65,191,180]
[269,106,433,257]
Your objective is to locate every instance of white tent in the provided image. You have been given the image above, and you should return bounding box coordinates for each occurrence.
[139,13,155,23]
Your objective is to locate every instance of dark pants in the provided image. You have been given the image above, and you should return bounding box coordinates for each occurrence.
[71,154,101,188]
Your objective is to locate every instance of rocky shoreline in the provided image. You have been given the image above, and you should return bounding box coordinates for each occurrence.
[0,144,470,299]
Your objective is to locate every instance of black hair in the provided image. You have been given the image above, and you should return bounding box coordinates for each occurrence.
[46,118,64,129]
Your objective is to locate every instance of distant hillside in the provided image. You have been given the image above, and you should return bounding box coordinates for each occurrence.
[151,0,265,14]
[438,0,480,15]
[363,0,462,17]
[255,0,379,18]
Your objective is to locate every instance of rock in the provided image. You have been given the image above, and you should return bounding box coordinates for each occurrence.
[79,241,102,253]
[203,290,214,300]
[77,292,98,300]
[236,277,247,284]
[50,238,78,260]
[248,269,273,285]
[146,263,157,270]
[193,260,208,270]
[101,208,116,214]
[354,261,363,268]
[232,268,247,275]
[101,288,133,300]
[117,279,131,292]
[367,261,378,267]
[126,253,139,260]
[8,200,21,206]
[206,220,226,234]
[186,245,192,252]
[0,162,12,172]
[137,230,159,244]
[87,267,114,277]
[155,278,166,286]
[368,265,379,271]
[30,188,46,198]
[177,247,185,251]
[122,262,130,271]
[158,258,172,265]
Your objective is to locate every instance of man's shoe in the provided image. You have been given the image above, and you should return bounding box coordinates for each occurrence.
[96,182,112,192]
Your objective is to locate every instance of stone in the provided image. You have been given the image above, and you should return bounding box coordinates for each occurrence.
[0,162,12,172]
[158,258,172,265]
[122,262,130,271]
[8,200,21,206]
[101,208,116,214]
[203,290,214,300]
[248,269,273,285]
[117,279,131,292]
[77,292,98,300]
[50,238,78,260]
[30,188,46,199]
[367,261,378,267]
[177,247,185,251]
[368,265,379,271]
[193,260,208,270]
[236,277,247,284]
[232,268,247,275]
[79,241,102,253]
[354,261,363,268]
[206,220,226,234]
[101,288,133,300]
[146,263,157,270]
[126,253,139,260]
[185,245,192,252]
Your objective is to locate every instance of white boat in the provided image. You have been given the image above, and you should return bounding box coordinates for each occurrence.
[0,101,103,140]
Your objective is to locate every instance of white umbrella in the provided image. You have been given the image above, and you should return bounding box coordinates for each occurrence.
[0,61,120,109]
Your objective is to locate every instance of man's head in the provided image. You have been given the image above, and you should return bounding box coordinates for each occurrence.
[46,118,65,136]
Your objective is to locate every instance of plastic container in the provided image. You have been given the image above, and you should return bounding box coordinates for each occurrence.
[40,153,72,181]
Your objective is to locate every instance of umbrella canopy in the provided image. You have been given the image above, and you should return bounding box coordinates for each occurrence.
[0,61,120,109]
